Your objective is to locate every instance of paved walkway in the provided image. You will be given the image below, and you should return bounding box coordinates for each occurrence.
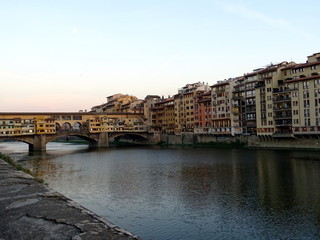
[0,159,141,240]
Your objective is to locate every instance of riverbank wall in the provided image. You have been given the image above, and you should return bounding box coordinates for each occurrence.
[159,133,320,150]
[0,156,141,240]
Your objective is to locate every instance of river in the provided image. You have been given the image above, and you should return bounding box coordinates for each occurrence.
[1,141,320,240]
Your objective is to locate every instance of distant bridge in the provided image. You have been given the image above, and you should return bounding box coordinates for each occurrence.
[0,112,158,151]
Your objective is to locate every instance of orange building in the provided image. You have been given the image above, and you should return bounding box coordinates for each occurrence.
[194,91,212,134]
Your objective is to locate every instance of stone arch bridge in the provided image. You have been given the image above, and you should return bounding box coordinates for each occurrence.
[7,131,153,152]
[0,112,159,151]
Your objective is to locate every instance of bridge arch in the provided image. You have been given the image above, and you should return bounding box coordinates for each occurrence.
[109,132,149,145]
[61,122,72,131]
[6,138,33,146]
[0,136,37,151]
[46,132,98,145]
[73,122,82,131]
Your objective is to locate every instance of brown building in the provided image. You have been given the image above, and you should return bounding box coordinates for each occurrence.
[151,98,175,133]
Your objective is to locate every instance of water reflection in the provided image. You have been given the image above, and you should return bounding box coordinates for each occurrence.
[1,142,320,240]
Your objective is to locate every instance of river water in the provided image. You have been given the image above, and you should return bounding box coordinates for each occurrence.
[1,141,320,240]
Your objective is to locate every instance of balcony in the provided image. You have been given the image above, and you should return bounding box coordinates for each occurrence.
[245,101,256,106]
[274,112,292,120]
[245,107,256,113]
[233,95,244,100]
[232,88,245,93]
[273,87,291,93]
[255,82,265,88]
[275,120,292,127]
[273,96,291,103]
[273,105,291,111]
[232,109,240,115]
[246,121,256,127]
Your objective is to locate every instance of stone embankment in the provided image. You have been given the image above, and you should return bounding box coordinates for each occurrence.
[160,133,320,150]
[0,158,141,240]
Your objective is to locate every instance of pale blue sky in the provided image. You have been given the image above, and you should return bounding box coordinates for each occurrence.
[1,0,319,111]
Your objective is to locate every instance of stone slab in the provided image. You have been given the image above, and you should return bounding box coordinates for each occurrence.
[0,159,141,240]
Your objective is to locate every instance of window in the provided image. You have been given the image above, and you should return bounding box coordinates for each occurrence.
[303,81,309,89]
[304,118,311,126]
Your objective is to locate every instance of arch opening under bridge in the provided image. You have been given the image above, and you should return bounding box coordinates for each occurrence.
[110,132,149,145]
[46,132,99,147]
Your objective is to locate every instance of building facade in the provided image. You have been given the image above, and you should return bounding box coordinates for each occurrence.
[194,91,212,134]
[211,79,236,135]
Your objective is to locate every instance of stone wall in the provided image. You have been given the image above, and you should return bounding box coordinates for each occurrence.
[249,136,320,150]
[159,133,320,150]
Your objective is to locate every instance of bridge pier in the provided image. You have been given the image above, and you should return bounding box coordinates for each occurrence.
[30,135,47,152]
[89,132,109,148]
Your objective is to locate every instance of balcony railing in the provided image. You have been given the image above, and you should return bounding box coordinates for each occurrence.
[273,106,291,111]
[255,82,265,88]
[275,120,292,126]
[273,87,291,93]
[274,113,292,120]
[273,96,291,103]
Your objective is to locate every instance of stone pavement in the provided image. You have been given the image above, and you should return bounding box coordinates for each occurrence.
[0,159,141,240]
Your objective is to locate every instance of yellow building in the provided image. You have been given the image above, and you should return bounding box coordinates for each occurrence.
[255,62,292,136]
[35,117,56,134]
[281,53,320,135]
[0,119,15,136]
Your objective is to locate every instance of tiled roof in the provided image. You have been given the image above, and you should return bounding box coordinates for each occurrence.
[282,61,320,70]
[286,74,320,83]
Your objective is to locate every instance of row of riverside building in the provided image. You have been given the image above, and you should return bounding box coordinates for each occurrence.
[143,52,320,137]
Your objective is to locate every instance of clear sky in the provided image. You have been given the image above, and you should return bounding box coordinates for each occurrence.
[1,0,319,112]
